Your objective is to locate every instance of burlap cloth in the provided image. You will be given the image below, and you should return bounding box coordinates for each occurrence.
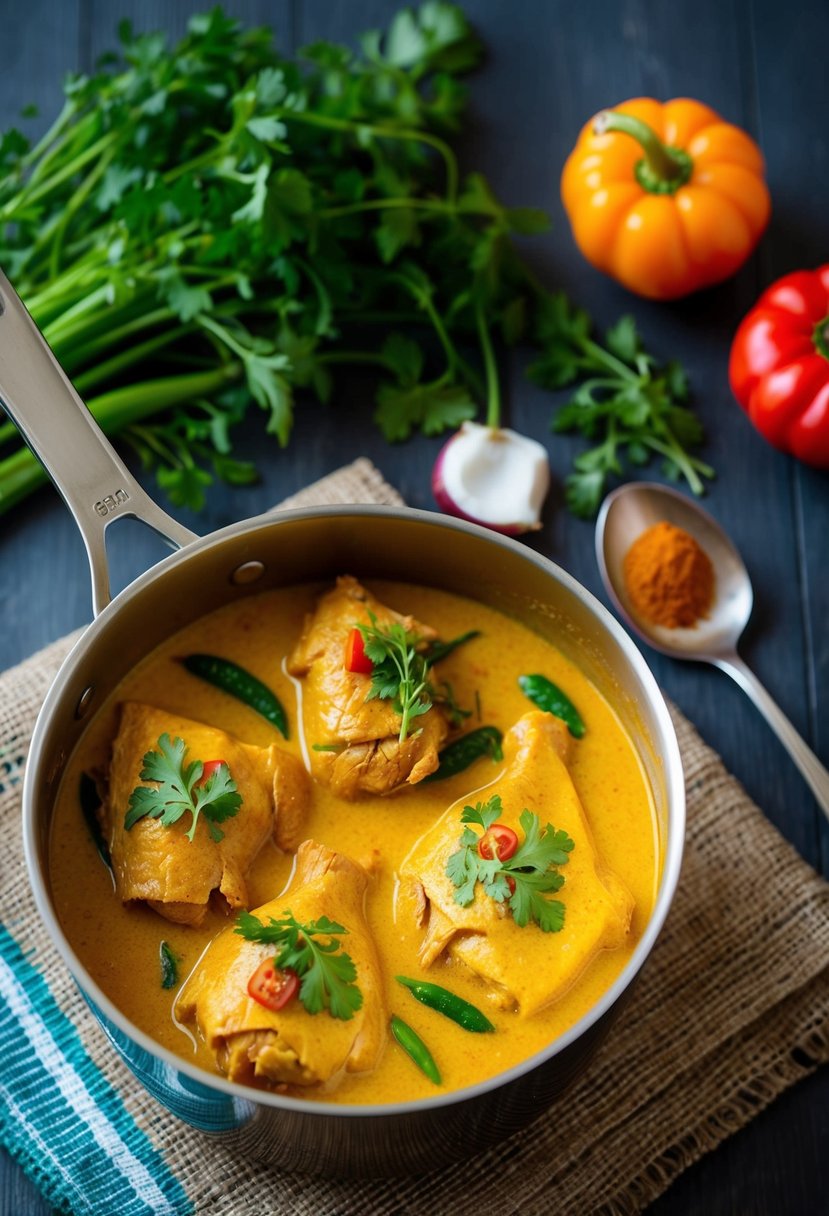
[2,458,828,1215]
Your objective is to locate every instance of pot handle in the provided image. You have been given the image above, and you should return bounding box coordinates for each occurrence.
[0,269,198,616]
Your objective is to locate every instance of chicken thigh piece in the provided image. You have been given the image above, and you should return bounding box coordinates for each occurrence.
[399,712,634,1014]
[288,576,449,798]
[176,841,387,1089]
[103,702,310,926]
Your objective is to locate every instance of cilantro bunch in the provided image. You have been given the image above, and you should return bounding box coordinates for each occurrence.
[446,795,574,932]
[236,910,363,1021]
[0,4,708,518]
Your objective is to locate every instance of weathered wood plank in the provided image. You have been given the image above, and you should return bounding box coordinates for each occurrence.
[747,0,829,874]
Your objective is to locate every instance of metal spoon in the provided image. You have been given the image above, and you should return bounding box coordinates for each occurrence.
[596,481,829,823]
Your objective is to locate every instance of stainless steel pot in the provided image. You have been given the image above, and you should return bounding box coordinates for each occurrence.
[2,269,685,1177]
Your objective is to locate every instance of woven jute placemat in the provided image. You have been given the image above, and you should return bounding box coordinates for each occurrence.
[2,457,828,1215]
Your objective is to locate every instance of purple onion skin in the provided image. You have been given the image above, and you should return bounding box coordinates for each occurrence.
[431,437,540,537]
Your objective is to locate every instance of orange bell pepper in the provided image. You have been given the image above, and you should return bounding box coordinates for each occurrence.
[561,98,771,300]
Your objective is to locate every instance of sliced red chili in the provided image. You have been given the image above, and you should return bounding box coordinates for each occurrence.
[195,758,225,788]
[344,627,373,674]
[247,959,299,1012]
[478,823,519,862]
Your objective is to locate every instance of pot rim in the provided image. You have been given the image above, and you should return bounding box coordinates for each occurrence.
[23,503,685,1120]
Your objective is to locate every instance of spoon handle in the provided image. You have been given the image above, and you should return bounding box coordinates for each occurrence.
[713,652,829,824]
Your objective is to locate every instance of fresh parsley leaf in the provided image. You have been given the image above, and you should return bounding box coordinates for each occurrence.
[381,333,424,388]
[564,469,606,520]
[357,612,433,742]
[380,2,482,74]
[374,381,476,441]
[354,616,480,738]
[375,207,422,263]
[604,314,641,364]
[534,289,711,517]
[444,840,478,903]
[235,910,362,1020]
[125,733,242,843]
[264,168,314,249]
[460,794,503,831]
[512,806,575,869]
[445,797,574,932]
[155,461,213,510]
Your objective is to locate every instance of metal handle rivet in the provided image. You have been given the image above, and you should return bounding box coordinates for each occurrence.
[75,686,95,719]
[230,560,265,586]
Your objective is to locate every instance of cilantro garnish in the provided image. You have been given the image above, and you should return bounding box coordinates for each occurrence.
[445,794,575,932]
[0,7,704,523]
[235,910,363,1021]
[357,613,434,742]
[125,733,242,843]
[356,615,477,741]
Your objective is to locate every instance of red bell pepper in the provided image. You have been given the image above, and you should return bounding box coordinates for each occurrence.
[729,266,829,467]
[344,627,373,675]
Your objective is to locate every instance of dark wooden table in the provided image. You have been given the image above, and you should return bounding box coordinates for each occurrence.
[2,1,828,1212]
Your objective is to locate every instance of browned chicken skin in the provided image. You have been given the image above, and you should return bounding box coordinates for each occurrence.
[176,840,387,1089]
[399,711,634,1014]
[287,576,448,798]
[102,702,310,926]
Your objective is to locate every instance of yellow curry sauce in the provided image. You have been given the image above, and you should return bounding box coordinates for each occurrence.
[49,581,659,1104]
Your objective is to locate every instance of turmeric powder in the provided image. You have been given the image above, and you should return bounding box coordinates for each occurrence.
[623,521,714,628]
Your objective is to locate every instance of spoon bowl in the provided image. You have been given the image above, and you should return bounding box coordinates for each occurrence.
[596,482,752,660]
[595,481,829,824]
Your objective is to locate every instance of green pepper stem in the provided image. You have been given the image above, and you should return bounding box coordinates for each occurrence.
[813,317,829,362]
[594,110,692,193]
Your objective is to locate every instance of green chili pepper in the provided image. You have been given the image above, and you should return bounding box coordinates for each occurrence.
[423,726,503,782]
[395,976,495,1033]
[423,629,481,666]
[518,674,586,738]
[181,654,288,738]
[390,1015,442,1085]
[79,772,112,873]
[159,941,179,990]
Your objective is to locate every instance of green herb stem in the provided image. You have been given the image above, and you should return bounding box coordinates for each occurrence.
[46,149,120,279]
[318,197,456,221]
[642,434,714,495]
[21,98,77,169]
[575,336,639,383]
[475,299,500,429]
[278,109,459,202]
[0,365,241,516]
[3,129,119,219]
[41,284,113,344]
[390,271,468,386]
[73,325,196,394]
[60,307,180,372]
